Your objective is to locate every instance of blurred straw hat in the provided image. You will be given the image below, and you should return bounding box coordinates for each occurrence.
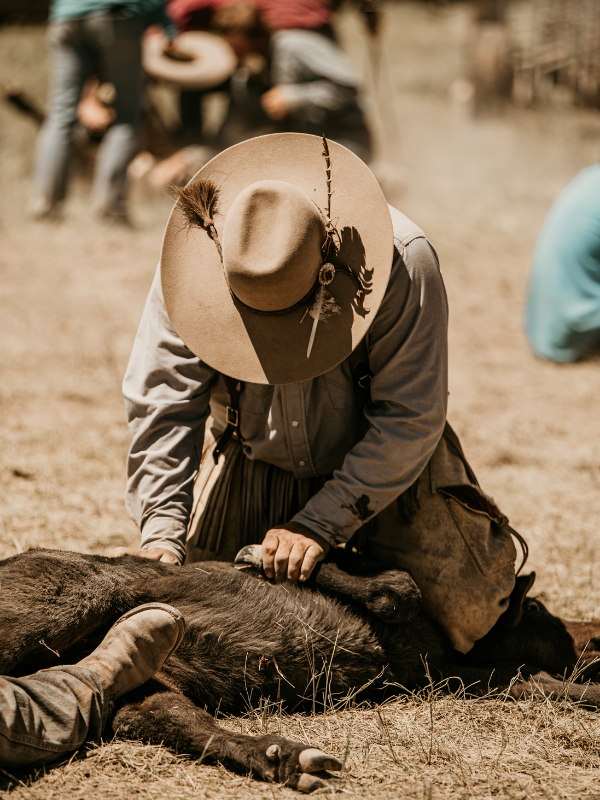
[161,133,393,384]
[143,31,237,90]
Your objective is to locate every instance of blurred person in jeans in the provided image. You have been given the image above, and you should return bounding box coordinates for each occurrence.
[30,0,176,223]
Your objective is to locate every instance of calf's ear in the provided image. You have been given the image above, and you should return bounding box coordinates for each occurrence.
[501,571,536,627]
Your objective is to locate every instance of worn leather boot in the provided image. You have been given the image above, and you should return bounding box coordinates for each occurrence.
[78,603,186,700]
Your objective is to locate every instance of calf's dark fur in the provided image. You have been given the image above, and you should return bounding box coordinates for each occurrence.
[0,547,598,791]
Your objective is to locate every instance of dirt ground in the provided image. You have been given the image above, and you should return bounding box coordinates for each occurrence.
[1,1,600,798]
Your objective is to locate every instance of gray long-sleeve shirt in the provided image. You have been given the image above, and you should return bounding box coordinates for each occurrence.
[123,206,449,564]
[271,29,360,121]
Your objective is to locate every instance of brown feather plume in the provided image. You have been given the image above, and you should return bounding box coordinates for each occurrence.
[173,179,223,261]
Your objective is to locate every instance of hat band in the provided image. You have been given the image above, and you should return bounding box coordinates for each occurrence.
[228,263,362,317]
[229,274,321,317]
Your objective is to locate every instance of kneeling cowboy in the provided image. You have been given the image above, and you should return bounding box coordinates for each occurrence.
[117,133,523,653]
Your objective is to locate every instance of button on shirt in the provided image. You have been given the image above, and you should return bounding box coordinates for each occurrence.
[123,207,449,564]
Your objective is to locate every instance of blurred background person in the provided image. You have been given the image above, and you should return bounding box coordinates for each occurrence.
[210,2,372,160]
[168,0,334,144]
[30,0,176,223]
[169,0,337,39]
[166,0,375,156]
[147,1,373,187]
[524,164,600,363]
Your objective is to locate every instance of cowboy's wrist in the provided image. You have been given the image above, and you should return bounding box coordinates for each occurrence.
[140,522,187,564]
[275,522,330,548]
[281,83,312,113]
[141,542,184,563]
[291,499,358,547]
[285,516,337,550]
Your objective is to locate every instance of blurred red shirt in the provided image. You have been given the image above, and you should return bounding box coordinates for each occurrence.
[167,0,332,32]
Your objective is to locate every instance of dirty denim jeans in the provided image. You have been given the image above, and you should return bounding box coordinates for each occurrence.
[0,666,109,767]
[32,13,145,217]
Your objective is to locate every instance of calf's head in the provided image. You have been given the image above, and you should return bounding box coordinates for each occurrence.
[464,572,578,677]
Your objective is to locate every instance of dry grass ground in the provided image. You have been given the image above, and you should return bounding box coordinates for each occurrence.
[1,2,600,797]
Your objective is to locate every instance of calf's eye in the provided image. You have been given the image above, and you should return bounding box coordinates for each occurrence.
[524,599,541,613]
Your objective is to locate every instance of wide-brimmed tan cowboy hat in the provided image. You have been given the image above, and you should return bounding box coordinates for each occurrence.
[161,132,393,384]
[142,31,237,91]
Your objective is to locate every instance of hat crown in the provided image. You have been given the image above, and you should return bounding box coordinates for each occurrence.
[161,133,394,385]
[222,180,325,312]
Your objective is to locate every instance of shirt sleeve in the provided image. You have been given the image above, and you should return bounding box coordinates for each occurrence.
[282,82,358,115]
[123,266,214,563]
[272,30,359,115]
[291,235,449,546]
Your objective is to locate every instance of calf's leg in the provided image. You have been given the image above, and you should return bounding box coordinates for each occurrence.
[507,671,600,708]
[436,663,600,709]
[113,692,342,792]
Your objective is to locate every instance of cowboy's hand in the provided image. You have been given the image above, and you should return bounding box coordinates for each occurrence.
[262,523,330,583]
[261,86,290,120]
[110,546,180,565]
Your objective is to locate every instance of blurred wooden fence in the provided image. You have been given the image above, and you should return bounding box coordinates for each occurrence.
[510,0,600,106]
[469,0,600,107]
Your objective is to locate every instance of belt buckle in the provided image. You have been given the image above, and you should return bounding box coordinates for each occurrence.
[226,406,239,427]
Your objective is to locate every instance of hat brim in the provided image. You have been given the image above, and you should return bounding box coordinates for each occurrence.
[161,133,393,385]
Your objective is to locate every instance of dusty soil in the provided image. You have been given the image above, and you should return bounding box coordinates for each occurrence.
[1,2,600,798]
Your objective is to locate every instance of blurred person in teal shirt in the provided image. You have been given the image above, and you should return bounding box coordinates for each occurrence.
[30,0,175,223]
[50,0,174,26]
[525,165,600,362]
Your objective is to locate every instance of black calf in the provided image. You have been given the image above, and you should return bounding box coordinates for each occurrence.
[0,547,597,791]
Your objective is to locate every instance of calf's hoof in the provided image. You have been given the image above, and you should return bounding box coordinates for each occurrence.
[235,544,265,576]
[235,544,262,567]
[261,739,342,791]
